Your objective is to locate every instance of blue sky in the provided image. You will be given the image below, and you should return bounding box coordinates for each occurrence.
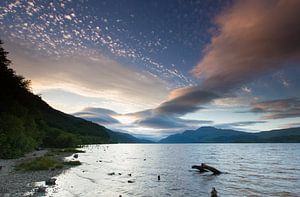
[1,0,300,140]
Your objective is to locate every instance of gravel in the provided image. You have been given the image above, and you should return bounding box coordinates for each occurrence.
[0,150,72,197]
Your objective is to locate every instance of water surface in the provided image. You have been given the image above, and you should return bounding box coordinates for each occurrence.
[48,144,300,196]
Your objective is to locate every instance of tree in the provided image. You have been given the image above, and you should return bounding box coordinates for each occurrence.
[0,40,37,158]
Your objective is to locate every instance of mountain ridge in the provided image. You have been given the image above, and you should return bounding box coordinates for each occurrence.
[0,40,148,159]
[159,126,300,143]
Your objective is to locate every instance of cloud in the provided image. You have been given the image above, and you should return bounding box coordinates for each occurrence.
[7,0,300,137]
[153,0,300,117]
[218,121,267,127]
[215,121,267,131]
[74,107,213,137]
[154,87,219,116]
[120,87,217,130]
[250,98,300,119]
[77,107,117,116]
[135,115,212,129]
[280,122,300,129]
[116,0,300,133]
[73,107,120,125]
[213,96,255,108]
[8,46,168,113]
[192,0,300,91]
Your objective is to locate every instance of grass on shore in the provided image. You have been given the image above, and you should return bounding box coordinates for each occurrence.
[45,148,85,157]
[63,160,82,166]
[15,157,63,171]
[16,148,83,171]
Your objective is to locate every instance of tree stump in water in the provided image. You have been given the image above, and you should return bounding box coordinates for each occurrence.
[192,163,221,175]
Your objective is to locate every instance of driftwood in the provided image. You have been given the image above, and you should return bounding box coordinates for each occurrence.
[192,163,221,175]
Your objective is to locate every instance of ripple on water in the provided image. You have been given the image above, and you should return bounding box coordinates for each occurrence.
[51,144,300,197]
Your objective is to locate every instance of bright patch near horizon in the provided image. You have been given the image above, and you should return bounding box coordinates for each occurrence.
[1,0,300,139]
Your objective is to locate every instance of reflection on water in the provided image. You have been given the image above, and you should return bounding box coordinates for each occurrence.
[47,144,300,197]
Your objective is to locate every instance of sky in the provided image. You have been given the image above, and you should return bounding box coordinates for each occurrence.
[1,0,300,140]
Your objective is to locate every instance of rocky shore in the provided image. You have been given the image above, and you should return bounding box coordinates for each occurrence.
[0,150,76,197]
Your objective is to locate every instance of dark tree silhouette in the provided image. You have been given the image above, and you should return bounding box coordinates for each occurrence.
[0,40,111,159]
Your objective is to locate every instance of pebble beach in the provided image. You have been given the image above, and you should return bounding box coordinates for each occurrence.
[0,150,72,197]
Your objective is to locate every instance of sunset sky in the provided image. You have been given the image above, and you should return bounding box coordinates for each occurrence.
[1,0,300,140]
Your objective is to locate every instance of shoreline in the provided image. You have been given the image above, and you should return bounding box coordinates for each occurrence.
[0,149,78,197]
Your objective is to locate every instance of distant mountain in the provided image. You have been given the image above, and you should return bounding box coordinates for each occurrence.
[108,131,153,143]
[254,127,300,143]
[159,126,300,143]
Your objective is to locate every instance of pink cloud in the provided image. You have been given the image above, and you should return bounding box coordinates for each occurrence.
[193,0,300,91]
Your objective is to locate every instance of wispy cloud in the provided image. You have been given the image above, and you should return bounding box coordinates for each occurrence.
[10,48,168,113]
[73,107,120,125]
[280,122,300,129]
[74,107,213,137]
[215,121,267,130]
[145,0,300,121]
[213,96,255,108]
[250,98,300,119]
[134,115,212,129]
[75,0,300,135]
[193,0,300,90]
[154,87,219,116]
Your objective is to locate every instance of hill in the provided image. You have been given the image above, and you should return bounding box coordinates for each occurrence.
[159,126,300,143]
[0,40,144,159]
[108,130,153,143]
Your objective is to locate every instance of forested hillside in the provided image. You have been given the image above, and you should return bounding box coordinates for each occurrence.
[0,40,112,159]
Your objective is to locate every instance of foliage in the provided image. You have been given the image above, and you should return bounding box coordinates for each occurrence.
[0,40,111,159]
[45,148,85,156]
[15,157,63,171]
[63,160,81,166]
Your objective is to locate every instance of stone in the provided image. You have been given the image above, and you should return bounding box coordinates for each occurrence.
[211,187,218,197]
[45,178,56,186]
[36,186,46,193]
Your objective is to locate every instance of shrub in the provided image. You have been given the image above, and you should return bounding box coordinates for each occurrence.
[63,160,81,166]
[16,157,62,171]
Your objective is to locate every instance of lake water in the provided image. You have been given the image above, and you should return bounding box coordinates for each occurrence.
[46,144,300,197]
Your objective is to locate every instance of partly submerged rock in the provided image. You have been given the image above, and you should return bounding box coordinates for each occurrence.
[36,186,46,193]
[211,187,218,197]
[45,178,56,186]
